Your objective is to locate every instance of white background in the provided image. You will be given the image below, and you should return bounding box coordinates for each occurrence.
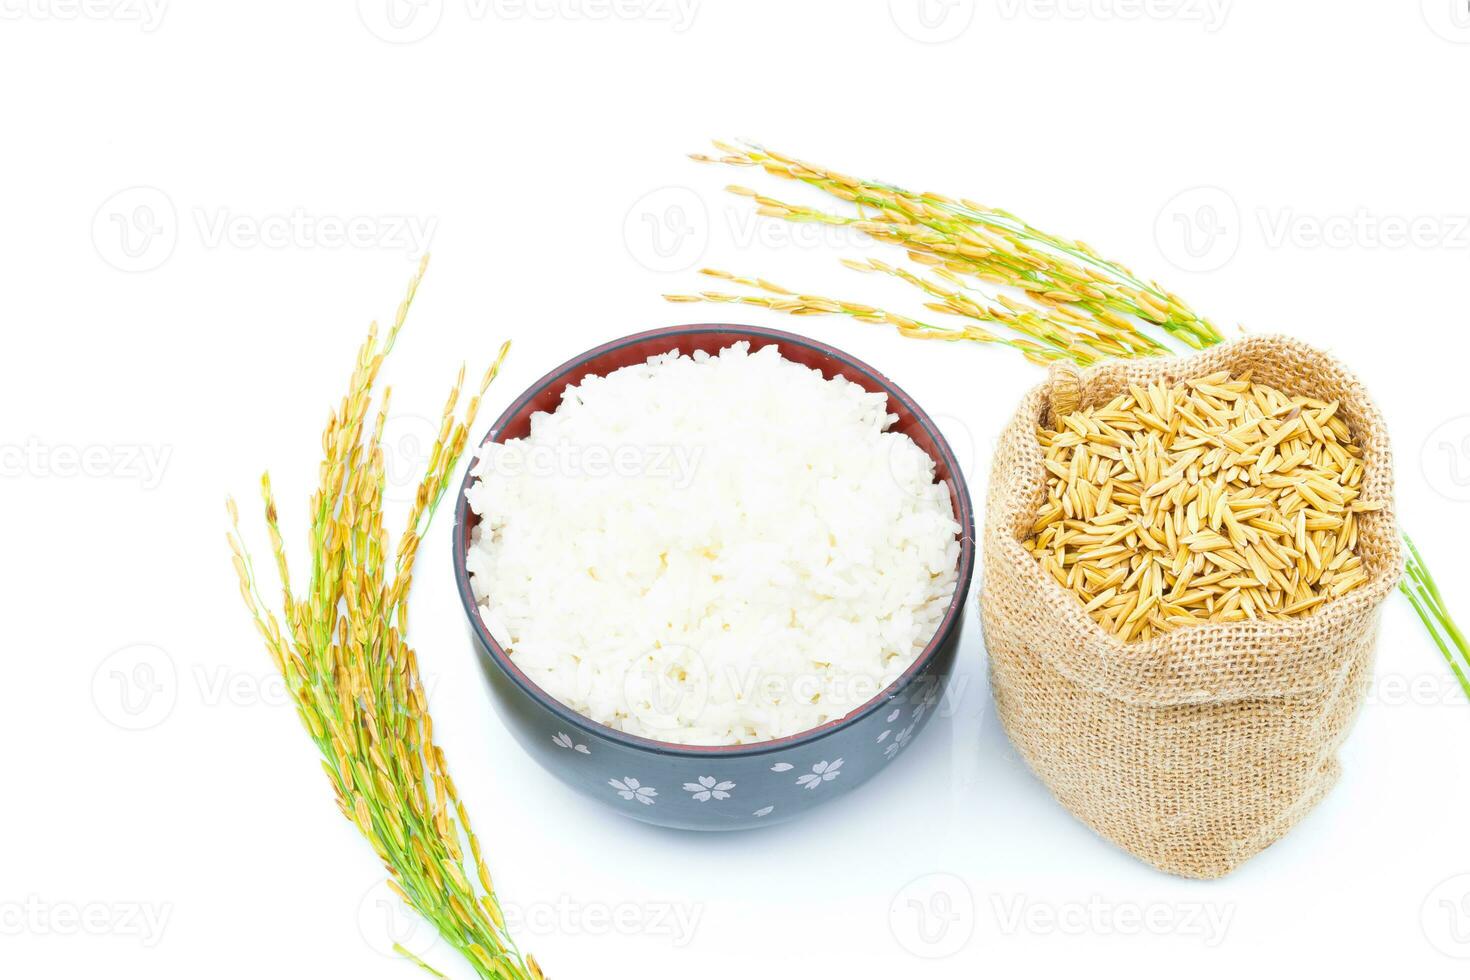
[3,1,1470,977]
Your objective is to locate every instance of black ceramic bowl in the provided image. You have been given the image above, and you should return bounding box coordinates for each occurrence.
[452,325,975,830]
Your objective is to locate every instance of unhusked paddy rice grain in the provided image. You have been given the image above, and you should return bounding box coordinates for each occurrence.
[1023,370,1380,641]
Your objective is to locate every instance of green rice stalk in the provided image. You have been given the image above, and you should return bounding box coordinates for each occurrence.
[666,268,1088,365]
[675,139,1470,701]
[688,139,1221,354]
[227,257,543,980]
[1400,535,1470,699]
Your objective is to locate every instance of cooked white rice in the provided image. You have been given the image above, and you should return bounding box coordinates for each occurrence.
[464,342,960,745]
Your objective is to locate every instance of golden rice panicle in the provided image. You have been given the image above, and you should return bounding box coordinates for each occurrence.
[1023,371,1380,641]
[228,261,537,980]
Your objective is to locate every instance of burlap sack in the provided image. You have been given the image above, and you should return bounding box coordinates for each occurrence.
[981,335,1402,878]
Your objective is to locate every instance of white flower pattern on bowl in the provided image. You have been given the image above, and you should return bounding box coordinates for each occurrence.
[912,685,939,722]
[884,722,917,760]
[796,758,843,789]
[683,776,735,802]
[589,689,930,814]
[551,676,936,814]
[551,732,590,754]
[609,777,657,805]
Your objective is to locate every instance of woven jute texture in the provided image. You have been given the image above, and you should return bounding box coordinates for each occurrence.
[981,335,1402,878]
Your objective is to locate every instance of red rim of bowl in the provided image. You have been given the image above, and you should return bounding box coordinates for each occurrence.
[451,324,977,758]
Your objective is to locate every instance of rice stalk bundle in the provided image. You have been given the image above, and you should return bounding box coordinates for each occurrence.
[227,259,542,980]
[670,140,1468,696]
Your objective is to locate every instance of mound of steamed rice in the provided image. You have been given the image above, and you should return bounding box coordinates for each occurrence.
[464,342,961,745]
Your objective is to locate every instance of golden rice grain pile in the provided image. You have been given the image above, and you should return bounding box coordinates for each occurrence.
[1024,370,1383,641]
